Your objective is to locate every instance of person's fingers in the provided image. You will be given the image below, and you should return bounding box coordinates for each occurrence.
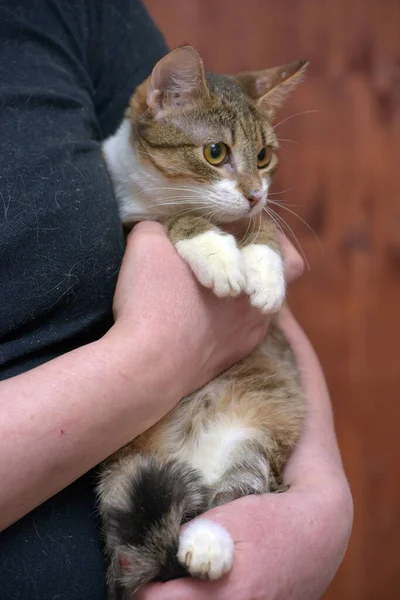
[130,220,167,238]
[134,582,164,600]
[277,232,304,283]
[135,578,218,600]
[247,319,269,346]
[123,221,172,264]
[277,307,345,489]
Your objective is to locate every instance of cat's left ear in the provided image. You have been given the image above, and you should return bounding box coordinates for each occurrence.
[147,45,210,118]
[236,60,308,118]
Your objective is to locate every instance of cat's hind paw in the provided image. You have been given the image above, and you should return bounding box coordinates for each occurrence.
[177,519,234,580]
[175,231,246,297]
[242,244,285,313]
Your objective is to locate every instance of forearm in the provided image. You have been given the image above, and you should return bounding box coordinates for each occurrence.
[0,216,271,530]
[0,330,175,531]
[279,306,353,535]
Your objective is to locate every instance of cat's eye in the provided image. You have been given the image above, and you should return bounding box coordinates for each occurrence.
[257,146,273,169]
[203,143,229,166]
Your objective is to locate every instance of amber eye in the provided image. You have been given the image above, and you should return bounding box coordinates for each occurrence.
[203,142,229,166]
[257,146,273,169]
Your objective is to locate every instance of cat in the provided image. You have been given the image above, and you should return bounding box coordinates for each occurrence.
[99,45,307,600]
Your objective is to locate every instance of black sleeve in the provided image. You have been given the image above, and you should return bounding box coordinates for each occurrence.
[88,0,168,138]
[0,0,167,380]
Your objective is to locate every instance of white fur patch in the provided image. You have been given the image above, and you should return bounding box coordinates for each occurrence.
[187,420,258,486]
[175,230,246,297]
[102,120,177,223]
[177,519,234,580]
[211,180,251,221]
[242,244,285,313]
[102,120,149,223]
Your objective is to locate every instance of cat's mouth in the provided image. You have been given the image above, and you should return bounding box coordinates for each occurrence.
[248,198,266,217]
[190,185,268,224]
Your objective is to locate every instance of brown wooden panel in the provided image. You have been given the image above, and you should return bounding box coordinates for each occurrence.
[144,2,400,598]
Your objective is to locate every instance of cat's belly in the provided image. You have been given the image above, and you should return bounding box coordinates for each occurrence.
[181,419,260,487]
[160,377,271,488]
[131,345,303,490]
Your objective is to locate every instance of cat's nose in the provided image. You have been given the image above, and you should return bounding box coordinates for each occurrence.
[246,191,263,208]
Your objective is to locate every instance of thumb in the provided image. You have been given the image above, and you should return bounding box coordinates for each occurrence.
[129,220,168,240]
[125,220,177,267]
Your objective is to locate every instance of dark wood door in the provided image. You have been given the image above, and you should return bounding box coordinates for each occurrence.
[144,2,400,598]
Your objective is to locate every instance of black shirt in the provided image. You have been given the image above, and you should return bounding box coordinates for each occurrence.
[0,1,167,597]
[0,0,167,379]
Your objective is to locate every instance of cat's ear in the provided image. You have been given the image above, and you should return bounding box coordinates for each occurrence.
[236,60,308,118]
[147,46,209,118]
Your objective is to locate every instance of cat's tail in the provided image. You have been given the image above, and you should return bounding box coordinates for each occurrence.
[98,454,210,599]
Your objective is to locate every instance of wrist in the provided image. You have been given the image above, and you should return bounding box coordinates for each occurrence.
[101,320,182,430]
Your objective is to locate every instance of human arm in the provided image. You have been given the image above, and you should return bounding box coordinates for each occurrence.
[136,306,353,600]
[0,222,269,532]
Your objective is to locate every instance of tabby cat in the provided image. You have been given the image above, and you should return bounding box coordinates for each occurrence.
[99,45,307,599]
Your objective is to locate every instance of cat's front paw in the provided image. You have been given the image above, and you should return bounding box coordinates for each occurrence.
[175,231,246,297]
[242,244,285,313]
[177,519,234,580]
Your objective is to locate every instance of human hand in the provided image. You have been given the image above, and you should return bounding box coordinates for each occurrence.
[135,308,353,600]
[109,222,302,410]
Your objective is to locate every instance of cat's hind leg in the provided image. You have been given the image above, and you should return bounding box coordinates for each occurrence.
[209,440,272,508]
[175,439,271,581]
[177,518,234,580]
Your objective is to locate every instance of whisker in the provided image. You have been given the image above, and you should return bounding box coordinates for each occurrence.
[250,212,261,245]
[248,214,257,245]
[200,208,224,223]
[268,186,297,197]
[267,200,323,255]
[169,206,211,218]
[267,199,301,208]
[148,196,207,202]
[135,149,153,158]
[263,207,287,243]
[142,189,206,198]
[162,205,223,223]
[240,216,255,246]
[254,212,263,245]
[276,138,301,146]
[142,186,206,195]
[147,199,212,208]
[264,207,310,271]
[246,215,256,245]
[273,109,322,131]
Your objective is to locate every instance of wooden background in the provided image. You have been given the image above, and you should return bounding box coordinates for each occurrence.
[144,1,400,599]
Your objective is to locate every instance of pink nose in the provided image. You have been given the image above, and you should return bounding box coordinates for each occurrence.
[246,192,263,208]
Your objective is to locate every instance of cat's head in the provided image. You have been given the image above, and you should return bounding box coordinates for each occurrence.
[126,46,307,224]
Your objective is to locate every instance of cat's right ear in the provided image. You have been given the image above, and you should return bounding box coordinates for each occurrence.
[146,46,209,118]
[236,60,308,118]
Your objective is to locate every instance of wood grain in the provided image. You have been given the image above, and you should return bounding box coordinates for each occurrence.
[144,2,400,597]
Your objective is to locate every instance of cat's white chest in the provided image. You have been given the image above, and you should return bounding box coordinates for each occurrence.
[102,120,159,222]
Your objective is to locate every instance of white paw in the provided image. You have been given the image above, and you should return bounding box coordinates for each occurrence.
[177,519,234,580]
[242,244,285,313]
[175,231,246,297]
